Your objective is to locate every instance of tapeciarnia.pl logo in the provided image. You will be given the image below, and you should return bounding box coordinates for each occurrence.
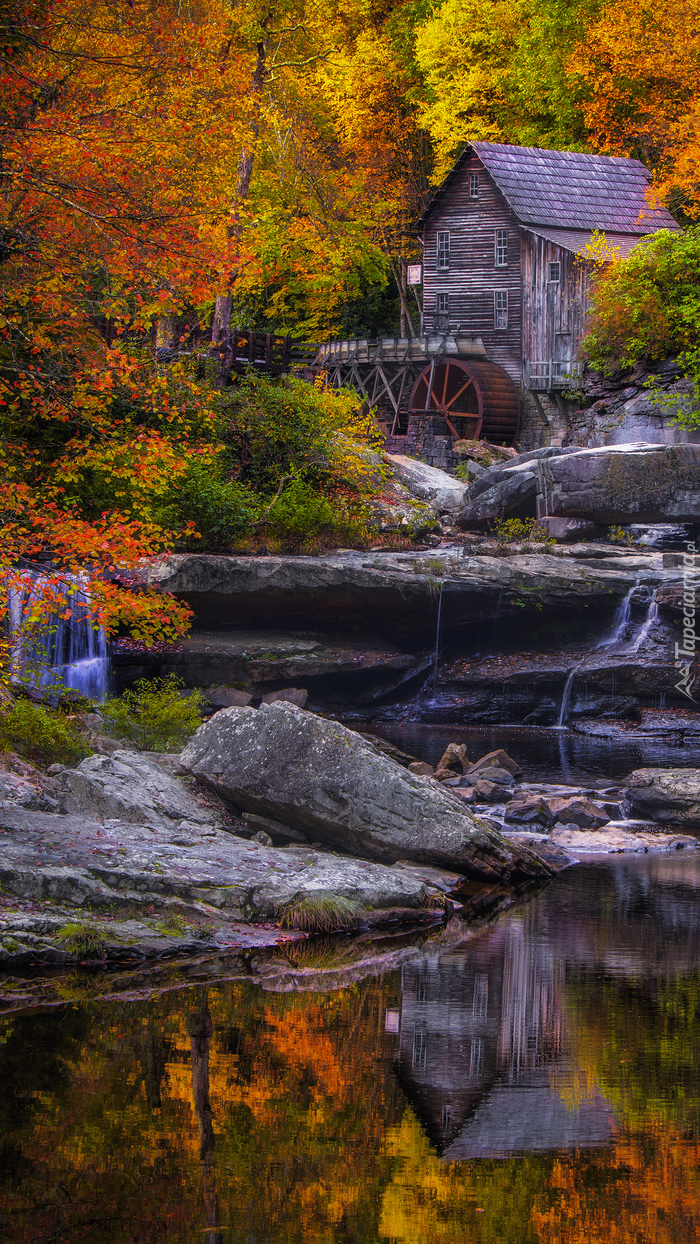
[675,540,698,701]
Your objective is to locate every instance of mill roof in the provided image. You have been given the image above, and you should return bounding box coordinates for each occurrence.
[418,142,679,235]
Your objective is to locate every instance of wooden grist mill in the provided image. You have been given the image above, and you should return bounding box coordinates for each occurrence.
[313,334,521,469]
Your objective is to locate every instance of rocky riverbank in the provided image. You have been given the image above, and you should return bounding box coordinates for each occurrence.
[1,704,698,969]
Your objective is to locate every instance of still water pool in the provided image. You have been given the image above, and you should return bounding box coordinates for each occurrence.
[2,853,700,1242]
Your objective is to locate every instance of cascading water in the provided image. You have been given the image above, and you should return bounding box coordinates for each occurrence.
[557,666,578,729]
[629,589,659,654]
[431,582,444,692]
[8,575,110,702]
[596,584,637,649]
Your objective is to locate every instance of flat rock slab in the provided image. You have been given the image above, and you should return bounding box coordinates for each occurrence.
[181,702,552,884]
[551,825,698,854]
[0,802,460,965]
[56,750,216,831]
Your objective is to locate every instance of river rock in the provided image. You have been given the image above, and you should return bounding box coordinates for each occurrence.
[467,750,523,779]
[624,769,700,827]
[543,796,610,829]
[435,742,470,775]
[261,687,308,707]
[504,798,554,828]
[180,703,553,883]
[206,686,253,707]
[56,750,216,831]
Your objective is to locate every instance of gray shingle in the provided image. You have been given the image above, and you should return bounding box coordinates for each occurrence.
[418,142,679,235]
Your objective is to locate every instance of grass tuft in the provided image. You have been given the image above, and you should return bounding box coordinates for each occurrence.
[57,920,109,956]
[277,894,364,933]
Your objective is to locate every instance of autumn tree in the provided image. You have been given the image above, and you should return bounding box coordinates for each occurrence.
[568,0,700,217]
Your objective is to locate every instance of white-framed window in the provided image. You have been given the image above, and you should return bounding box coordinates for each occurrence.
[470,172,479,197]
[495,228,508,266]
[436,291,449,329]
[548,261,561,282]
[437,231,450,270]
[494,290,508,329]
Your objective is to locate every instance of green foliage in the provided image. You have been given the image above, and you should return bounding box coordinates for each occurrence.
[264,478,371,552]
[154,459,260,552]
[582,227,700,426]
[492,518,554,544]
[277,895,365,932]
[0,699,91,766]
[608,524,638,546]
[101,676,205,752]
[57,920,109,956]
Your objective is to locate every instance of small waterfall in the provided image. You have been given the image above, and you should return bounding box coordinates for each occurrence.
[629,590,659,654]
[8,575,110,702]
[557,667,578,728]
[596,585,636,649]
[431,582,444,691]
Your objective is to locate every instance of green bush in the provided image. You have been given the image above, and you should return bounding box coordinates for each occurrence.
[153,459,260,551]
[277,895,365,932]
[263,478,370,551]
[492,518,553,544]
[0,699,91,766]
[101,675,205,752]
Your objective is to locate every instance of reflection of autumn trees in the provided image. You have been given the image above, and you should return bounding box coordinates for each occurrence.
[3,936,700,1243]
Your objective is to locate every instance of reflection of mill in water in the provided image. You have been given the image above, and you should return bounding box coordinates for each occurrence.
[390,915,612,1159]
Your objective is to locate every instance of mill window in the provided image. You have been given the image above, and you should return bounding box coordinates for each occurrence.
[548,261,561,281]
[494,290,508,329]
[470,172,479,197]
[436,292,449,329]
[495,228,508,266]
[437,231,450,270]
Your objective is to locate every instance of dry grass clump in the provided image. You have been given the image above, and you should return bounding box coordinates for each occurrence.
[277,894,364,932]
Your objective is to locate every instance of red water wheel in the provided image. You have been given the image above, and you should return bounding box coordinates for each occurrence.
[408,358,520,445]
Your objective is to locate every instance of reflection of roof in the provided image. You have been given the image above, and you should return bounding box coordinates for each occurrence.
[419,141,679,235]
[442,1072,614,1160]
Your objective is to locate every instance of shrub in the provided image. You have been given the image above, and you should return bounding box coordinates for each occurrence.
[101,675,205,751]
[263,478,371,551]
[0,699,91,766]
[492,518,553,544]
[154,460,260,551]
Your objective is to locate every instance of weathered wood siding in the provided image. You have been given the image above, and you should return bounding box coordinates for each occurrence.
[422,153,523,383]
[520,231,591,381]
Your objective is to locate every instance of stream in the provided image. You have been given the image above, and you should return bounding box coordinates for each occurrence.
[1,852,700,1241]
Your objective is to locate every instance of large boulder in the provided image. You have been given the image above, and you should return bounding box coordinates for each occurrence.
[56,750,215,831]
[624,769,700,827]
[536,442,700,524]
[387,454,468,515]
[180,702,552,883]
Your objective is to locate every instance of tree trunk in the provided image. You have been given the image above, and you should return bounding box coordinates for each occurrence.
[210,31,268,368]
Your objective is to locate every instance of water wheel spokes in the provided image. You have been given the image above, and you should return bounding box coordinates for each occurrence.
[408,357,521,445]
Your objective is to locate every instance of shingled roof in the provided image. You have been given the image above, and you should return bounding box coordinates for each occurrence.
[418,142,679,234]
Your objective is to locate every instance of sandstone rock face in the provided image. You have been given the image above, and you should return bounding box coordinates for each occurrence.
[387,454,468,515]
[181,703,552,883]
[624,769,700,827]
[57,750,215,831]
[536,443,700,524]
